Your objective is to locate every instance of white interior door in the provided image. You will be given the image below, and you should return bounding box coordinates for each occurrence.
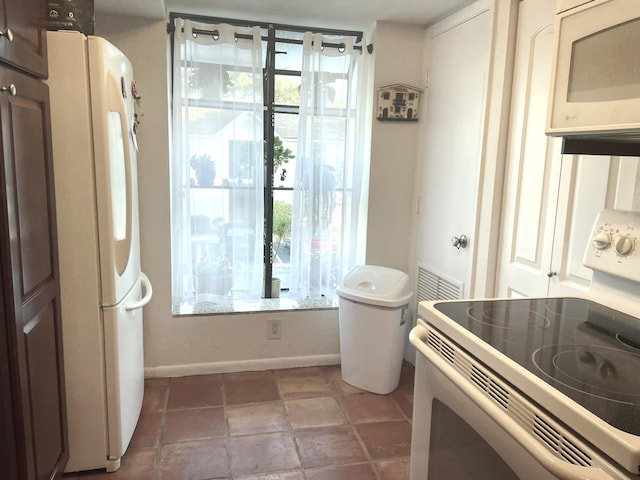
[495,0,640,299]
[415,1,492,298]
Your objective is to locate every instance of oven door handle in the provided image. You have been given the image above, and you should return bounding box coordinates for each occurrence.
[410,325,616,480]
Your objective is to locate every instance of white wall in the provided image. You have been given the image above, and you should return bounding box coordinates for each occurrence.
[366,22,426,275]
[94,14,424,375]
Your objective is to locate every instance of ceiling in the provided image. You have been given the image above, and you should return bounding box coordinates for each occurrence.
[95,0,474,31]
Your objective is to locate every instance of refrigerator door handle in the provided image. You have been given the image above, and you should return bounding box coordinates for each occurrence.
[125,272,153,311]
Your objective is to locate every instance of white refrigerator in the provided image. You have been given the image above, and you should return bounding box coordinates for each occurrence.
[45,30,153,473]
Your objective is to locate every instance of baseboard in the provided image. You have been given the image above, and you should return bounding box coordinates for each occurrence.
[144,353,342,378]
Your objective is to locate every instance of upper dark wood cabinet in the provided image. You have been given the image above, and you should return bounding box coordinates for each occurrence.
[0,0,48,78]
[0,0,67,478]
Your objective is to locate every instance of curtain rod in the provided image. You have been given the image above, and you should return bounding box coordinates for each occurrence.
[166,18,374,54]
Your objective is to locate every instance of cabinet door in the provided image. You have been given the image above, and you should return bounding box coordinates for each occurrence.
[0,65,67,479]
[495,0,640,298]
[0,0,47,78]
[549,154,640,296]
[0,274,19,480]
[494,0,561,298]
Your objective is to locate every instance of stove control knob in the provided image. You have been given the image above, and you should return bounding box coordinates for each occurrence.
[615,235,635,257]
[592,232,611,250]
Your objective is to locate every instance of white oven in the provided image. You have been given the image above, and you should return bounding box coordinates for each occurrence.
[409,209,640,480]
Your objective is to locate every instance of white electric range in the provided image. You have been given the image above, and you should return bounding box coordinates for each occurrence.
[410,209,640,479]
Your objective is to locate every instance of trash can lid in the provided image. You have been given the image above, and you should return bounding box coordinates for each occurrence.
[336,265,412,308]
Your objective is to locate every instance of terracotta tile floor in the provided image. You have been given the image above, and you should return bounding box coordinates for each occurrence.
[63,362,415,480]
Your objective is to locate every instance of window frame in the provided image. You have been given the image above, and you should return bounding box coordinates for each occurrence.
[168,13,364,303]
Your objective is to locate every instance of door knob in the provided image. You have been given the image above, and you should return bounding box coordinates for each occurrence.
[0,84,16,96]
[0,29,14,42]
[451,235,468,250]
[547,270,557,278]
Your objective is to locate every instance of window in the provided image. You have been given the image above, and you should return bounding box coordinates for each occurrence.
[170,16,370,314]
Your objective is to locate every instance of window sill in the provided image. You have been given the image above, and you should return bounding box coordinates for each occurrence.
[174,293,339,316]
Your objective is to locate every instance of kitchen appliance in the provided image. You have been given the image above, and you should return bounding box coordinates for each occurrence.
[410,208,640,479]
[45,30,152,472]
[546,0,640,156]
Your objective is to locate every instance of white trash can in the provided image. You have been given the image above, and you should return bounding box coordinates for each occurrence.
[336,265,413,394]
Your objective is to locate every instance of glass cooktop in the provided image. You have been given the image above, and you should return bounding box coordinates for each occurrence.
[435,297,640,435]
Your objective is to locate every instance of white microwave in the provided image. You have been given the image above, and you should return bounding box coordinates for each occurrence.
[546,0,640,154]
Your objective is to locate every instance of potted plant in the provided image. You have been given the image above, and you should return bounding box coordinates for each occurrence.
[191,153,216,186]
[264,200,292,299]
[272,200,292,257]
[265,136,295,182]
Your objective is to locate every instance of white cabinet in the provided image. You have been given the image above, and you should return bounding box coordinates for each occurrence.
[548,154,639,296]
[556,0,594,13]
[494,0,640,299]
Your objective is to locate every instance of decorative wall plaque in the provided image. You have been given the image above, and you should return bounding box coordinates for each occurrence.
[377,83,422,122]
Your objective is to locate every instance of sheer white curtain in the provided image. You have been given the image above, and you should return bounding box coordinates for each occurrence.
[171,19,264,311]
[290,33,370,299]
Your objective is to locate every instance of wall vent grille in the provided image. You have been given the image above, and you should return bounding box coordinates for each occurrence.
[416,266,463,311]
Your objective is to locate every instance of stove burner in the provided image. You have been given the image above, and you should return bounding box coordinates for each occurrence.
[466,303,550,329]
[533,345,640,403]
[434,296,640,436]
[543,298,590,320]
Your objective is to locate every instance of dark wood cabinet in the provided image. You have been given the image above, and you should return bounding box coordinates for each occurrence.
[0,270,19,480]
[0,0,47,78]
[0,1,67,479]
